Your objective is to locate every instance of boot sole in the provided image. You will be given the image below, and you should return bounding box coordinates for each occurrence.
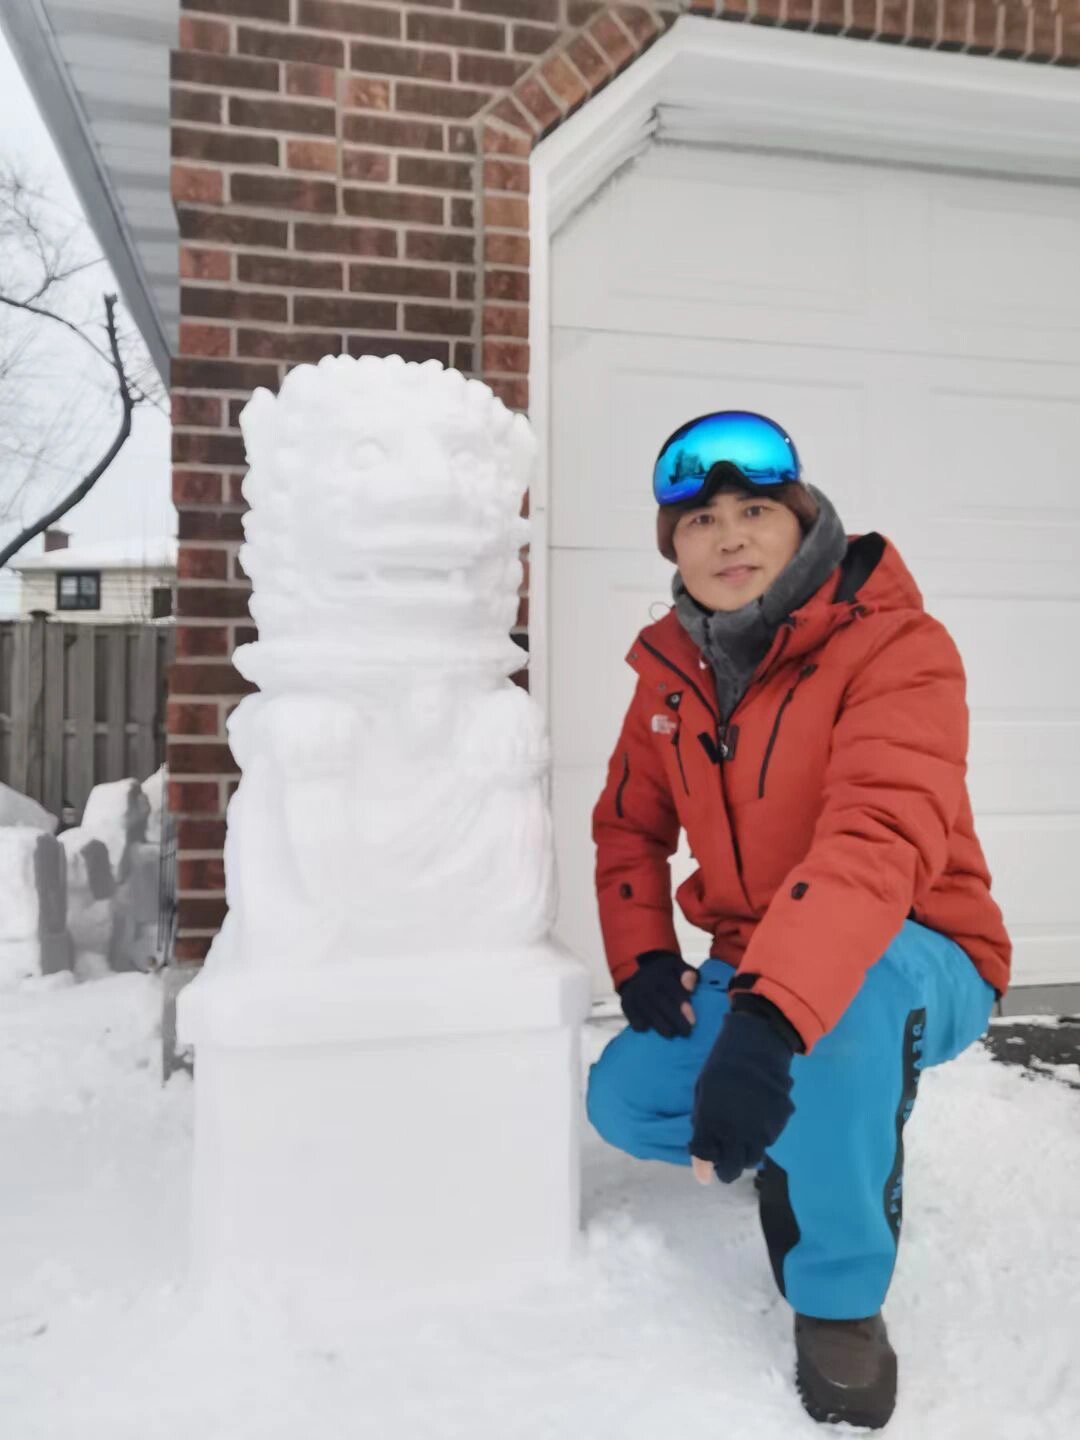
[796,1350,898,1430]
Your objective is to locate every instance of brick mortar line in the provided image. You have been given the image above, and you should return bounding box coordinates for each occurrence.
[181,300,480,316]
[216,186,481,205]
[180,179,479,197]
[347,43,523,60]
[180,5,516,44]
[179,326,478,340]
[180,259,482,275]
[175,95,394,118]
[181,244,483,261]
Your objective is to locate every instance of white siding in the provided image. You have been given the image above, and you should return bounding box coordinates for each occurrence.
[19,566,174,622]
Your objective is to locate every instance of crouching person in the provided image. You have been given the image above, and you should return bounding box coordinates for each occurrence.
[586,411,1011,1430]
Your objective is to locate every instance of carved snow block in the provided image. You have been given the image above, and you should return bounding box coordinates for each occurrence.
[184,951,587,1290]
[179,355,590,1294]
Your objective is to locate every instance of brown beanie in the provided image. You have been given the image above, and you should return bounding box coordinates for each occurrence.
[656,471,820,563]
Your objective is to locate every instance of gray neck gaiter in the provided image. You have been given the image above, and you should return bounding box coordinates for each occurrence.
[672,485,847,721]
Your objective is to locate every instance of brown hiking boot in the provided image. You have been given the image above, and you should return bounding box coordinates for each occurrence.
[794,1311,897,1429]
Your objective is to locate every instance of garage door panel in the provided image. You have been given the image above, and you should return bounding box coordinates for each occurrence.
[548,547,669,769]
[968,720,1080,816]
[554,148,1080,363]
[551,767,606,989]
[929,180,1080,339]
[1006,937,1080,989]
[924,388,1080,517]
[980,817,1080,987]
[929,597,1080,713]
[552,147,920,352]
[550,330,874,551]
[578,160,868,317]
[839,360,1080,594]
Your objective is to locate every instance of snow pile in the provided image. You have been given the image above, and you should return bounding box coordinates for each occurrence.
[142,766,165,845]
[3,978,1079,1439]
[80,778,150,877]
[0,971,190,1387]
[0,971,163,1116]
[0,781,57,832]
[0,826,46,985]
[0,771,168,987]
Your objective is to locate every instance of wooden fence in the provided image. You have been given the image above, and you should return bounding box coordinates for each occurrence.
[0,615,173,821]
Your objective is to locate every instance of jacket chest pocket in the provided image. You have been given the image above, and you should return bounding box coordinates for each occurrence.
[651,709,690,797]
[757,663,818,799]
[649,688,701,800]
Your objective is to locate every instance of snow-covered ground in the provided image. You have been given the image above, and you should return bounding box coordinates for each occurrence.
[3,973,1078,1438]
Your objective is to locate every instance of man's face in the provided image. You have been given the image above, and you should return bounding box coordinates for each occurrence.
[672,488,803,612]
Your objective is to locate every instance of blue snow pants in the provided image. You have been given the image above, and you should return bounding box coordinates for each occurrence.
[586,921,996,1321]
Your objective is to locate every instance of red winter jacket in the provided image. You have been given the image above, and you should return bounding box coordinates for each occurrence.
[593,534,1011,1052]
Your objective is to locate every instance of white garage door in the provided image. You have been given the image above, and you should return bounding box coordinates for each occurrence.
[548,142,1080,1000]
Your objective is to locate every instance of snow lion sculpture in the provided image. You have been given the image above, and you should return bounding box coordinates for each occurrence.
[208,354,557,971]
[180,356,587,1295]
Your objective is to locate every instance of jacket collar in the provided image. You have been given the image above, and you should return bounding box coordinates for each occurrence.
[628,534,922,703]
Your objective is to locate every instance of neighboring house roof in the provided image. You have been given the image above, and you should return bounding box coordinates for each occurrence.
[0,0,176,382]
[13,537,178,572]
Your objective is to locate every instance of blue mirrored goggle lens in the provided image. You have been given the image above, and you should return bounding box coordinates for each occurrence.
[652,411,800,505]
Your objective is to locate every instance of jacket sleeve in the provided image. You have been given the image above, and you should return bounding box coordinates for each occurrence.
[737,613,970,1052]
[592,680,682,989]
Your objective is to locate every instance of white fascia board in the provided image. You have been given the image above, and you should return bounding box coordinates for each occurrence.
[0,0,172,382]
[657,19,1080,180]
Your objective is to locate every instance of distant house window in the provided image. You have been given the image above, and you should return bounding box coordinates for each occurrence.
[151,585,173,619]
[56,572,101,611]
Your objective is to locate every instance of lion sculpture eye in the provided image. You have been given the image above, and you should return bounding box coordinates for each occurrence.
[352,439,388,470]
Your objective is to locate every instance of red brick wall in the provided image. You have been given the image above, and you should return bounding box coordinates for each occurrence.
[169,0,1076,963]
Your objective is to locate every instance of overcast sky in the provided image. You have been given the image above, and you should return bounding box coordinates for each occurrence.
[0,29,173,614]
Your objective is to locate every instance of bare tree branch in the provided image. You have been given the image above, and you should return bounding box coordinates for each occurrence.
[0,294,133,569]
[0,289,162,411]
[0,288,118,371]
[0,163,166,544]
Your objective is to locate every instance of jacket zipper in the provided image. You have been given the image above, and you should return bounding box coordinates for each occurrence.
[750,620,795,693]
[672,728,689,795]
[758,664,817,799]
[639,636,747,888]
[638,636,719,721]
[615,750,629,819]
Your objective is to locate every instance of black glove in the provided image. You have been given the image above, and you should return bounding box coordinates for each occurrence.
[690,999,798,1183]
[617,950,697,1038]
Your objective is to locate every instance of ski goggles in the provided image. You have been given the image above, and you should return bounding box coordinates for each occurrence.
[652,410,801,506]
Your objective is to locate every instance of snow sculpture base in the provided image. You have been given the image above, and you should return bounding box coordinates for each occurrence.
[181,946,588,1292]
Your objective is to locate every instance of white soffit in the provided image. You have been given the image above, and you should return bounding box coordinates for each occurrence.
[535,16,1080,244]
[1,0,177,381]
